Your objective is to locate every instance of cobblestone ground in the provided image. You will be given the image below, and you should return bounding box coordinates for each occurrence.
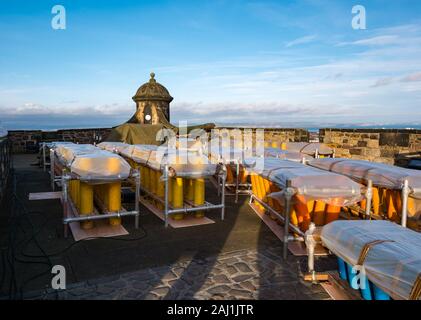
[26,247,331,300]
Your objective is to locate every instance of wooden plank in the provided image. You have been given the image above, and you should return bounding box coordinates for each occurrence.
[69,219,128,241]
[320,271,362,300]
[304,273,329,281]
[29,191,62,201]
[140,196,215,228]
[67,197,128,241]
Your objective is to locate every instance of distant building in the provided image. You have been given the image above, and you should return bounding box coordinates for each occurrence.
[127,72,173,125]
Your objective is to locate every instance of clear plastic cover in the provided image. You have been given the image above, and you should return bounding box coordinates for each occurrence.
[97,141,130,154]
[244,157,362,206]
[309,158,421,198]
[54,143,131,181]
[321,220,421,300]
[99,142,217,177]
[285,142,334,156]
[264,148,313,162]
[207,145,247,164]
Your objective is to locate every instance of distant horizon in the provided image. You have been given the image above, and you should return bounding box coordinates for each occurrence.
[2,119,421,132]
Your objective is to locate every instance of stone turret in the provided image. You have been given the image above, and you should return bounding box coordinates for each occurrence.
[128,72,173,124]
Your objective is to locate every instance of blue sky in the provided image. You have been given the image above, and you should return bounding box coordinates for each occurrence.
[1,0,421,129]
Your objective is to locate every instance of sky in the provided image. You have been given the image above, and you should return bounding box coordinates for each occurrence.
[0,0,421,130]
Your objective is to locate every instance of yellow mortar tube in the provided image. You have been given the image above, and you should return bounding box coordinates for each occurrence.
[307,200,315,219]
[408,196,416,217]
[393,191,402,215]
[168,176,173,204]
[250,174,258,201]
[79,182,94,230]
[293,195,311,232]
[254,175,266,211]
[360,199,367,212]
[290,208,299,232]
[386,190,399,222]
[140,165,145,189]
[269,183,283,213]
[313,201,326,226]
[325,203,342,224]
[240,167,248,184]
[144,167,151,192]
[281,142,287,150]
[250,174,263,210]
[107,182,122,226]
[226,165,234,184]
[74,180,80,209]
[271,141,278,148]
[379,188,387,216]
[372,187,380,216]
[194,178,205,218]
[156,172,165,210]
[258,176,267,202]
[185,179,194,202]
[172,177,184,220]
[150,169,157,195]
[263,178,276,219]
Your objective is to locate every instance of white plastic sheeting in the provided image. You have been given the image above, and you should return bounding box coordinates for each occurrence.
[98,142,217,178]
[321,220,421,300]
[285,142,334,156]
[244,157,362,206]
[207,145,248,164]
[264,148,313,162]
[309,158,421,198]
[54,143,131,181]
[207,145,317,164]
[96,141,130,154]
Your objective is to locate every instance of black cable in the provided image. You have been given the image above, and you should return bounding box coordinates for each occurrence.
[4,170,148,300]
[23,224,148,258]
[2,172,55,299]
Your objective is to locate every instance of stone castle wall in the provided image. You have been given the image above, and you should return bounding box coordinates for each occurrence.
[320,128,421,164]
[215,127,310,145]
[8,128,112,153]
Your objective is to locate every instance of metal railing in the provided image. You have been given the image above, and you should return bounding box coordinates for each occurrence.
[0,138,12,204]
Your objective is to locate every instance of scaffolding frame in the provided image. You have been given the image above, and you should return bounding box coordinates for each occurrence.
[49,148,140,238]
[138,164,227,227]
[248,178,372,260]
[220,160,252,203]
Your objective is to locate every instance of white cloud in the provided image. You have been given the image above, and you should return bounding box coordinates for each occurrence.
[401,72,421,82]
[337,35,400,47]
[285,35,317,48]
[371,77,394,88]
[0,102,133,116]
